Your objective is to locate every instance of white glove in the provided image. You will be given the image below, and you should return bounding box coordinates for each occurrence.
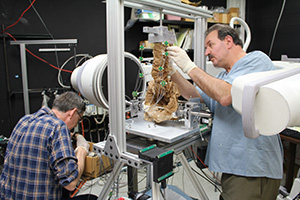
[75,134,89,154]
[167,46,197,74]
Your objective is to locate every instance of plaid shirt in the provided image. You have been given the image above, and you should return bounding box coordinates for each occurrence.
[0,107,78,200]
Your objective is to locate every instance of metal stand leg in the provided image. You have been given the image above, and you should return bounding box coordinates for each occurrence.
[19,44,30,114]
[177,152,209,200]
[97,161,125,200]
[150,163,160,200]
[128,166,138,193]
[11,39,77,115]
[146,165,152,190]
[152,182,160,200]
[214,172,220,192]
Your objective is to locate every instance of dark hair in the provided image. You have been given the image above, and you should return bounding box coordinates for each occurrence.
[205,24,243,48]
[52,91,86,113]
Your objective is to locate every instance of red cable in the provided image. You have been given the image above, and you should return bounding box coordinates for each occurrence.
[189,146,221,183]
[4,32,73,73]
[4,32,17,41]
[70,180,86,198]
[78,93,85,138]
[2,1,73,74]
[81,121,85,138]
[1,0,37,34]
[26,48,73,73]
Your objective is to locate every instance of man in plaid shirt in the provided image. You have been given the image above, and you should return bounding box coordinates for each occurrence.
[0,91,91,199]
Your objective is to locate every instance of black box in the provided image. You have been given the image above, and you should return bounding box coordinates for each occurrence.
[139,145,174,183]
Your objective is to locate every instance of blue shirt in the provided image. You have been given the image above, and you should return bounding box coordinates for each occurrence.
[0,107,79,200]
[198,51,283,179]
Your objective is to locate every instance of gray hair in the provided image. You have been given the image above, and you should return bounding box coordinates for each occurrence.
[52,91,86,113]
[205,24,243,48]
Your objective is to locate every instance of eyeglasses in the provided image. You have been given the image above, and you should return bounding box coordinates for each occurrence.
[76,110,84,123]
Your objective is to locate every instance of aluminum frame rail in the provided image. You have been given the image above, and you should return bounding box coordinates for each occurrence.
[105,0,212,165]
[10,39,77,114]
[125,0,212,18]
[98,1,212,199]
[194,16,207,71]
[124,0,212,69]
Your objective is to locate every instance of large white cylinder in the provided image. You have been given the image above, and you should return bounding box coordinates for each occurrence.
[232,66,300,136]
[71,52,145,110]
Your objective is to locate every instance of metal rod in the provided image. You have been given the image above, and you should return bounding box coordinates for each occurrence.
[125,0,212,18]
[10,39,78,115]
[178,152,209,200]
[159,0,212,15]
[159,8,163,26]
[107,0,126,151]
[146,165,152,190]
[127,166,138,193]
[10,39,77,45]
[2,24,14,130]
[194,10,207,71]
[163,10,195,19]
[97,161,125,200]
[19,44,30,114]
[190,111,212,118]
[124,2,196,19]
[151,164,160,200]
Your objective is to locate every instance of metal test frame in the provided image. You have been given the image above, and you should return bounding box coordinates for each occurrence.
[93,1,213,199]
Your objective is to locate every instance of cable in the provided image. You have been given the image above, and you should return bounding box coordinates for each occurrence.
[26,47,73,73]
[197,163,220,186]
[174,147,222,194]
[81,117,92,142]
[28,0,53,39]
[268,0,287,57]
[4,32,73,73]
[189,146,221,183]
[58,54,93,88]
[159,188,166,200]
[2,0,75,76]
[86,178,95,200]
[186,147,215,184]
[1,0,36,34]
[70,180,86,198]
[191,167,222,193]
[28,0,61,69]
[80,120,85,138]
[94,109,107,125]
[144,43,170,116]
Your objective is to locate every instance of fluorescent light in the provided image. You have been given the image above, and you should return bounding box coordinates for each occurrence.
[38,48,71,52]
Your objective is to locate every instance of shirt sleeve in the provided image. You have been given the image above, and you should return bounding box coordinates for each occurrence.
[48,124,78,187]
[197,52,274,114]
[223,51,276,85]
[196,87,216,113]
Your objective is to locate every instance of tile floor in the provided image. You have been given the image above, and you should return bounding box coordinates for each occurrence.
[76,159,221,200]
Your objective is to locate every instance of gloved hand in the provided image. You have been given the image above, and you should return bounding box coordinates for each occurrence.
[167,46,197,74]
[74,134,89,154]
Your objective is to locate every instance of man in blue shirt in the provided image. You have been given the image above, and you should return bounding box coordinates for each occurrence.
[167,24,283,200]
[0,91,92,199]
